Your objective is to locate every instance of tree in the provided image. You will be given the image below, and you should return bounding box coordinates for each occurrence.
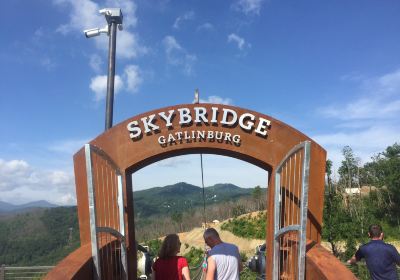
[338,146,360,190]
[171,212,183,232]
[362,143,400,228]
[252,186,262,211]
[323,158,366,259]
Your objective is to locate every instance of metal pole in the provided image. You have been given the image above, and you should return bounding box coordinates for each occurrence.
[105,22,117,131]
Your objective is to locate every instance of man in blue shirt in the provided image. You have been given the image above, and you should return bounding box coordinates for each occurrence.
[348,224,400,280]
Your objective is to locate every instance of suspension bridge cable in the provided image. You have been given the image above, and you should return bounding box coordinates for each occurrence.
[200,153,207,228]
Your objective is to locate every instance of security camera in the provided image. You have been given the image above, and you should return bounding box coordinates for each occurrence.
[99,8,123,24]
[83,25,109,38]
[99,8,112,16]
[83,8,122,39]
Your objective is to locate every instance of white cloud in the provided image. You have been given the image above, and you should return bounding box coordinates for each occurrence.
[124,65,142,92]
[199,95,233,105]
[173,11,195,29]
[40,57,56,70]
[197,23,214,32]
[233,0,264,15]
[54,0,146,59]
[105,0,137,29]
[156,157,191,168]
[48,139,89,155]
[58,193,77,205]
[90,75,124,101]
[163,36,197,76]
[114,31,147,59]
[322,98,400,120]
[313,125,400,174]
[315,68,400,171]
[0,159,74,198]
[54,0,104,35]
[89,54,103,72]
[163,36,183,55]
[227,33,250,50]
[89,65,142,99]
[319,69,400,120]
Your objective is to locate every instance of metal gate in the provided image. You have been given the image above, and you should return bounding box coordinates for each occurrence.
[85,144,128,280]
[273,141,311,280]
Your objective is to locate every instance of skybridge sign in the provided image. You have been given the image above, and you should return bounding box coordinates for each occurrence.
[126,105,272,147]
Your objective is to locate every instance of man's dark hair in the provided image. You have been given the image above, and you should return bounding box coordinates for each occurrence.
[368,224,382,238]
[204,228,220,239]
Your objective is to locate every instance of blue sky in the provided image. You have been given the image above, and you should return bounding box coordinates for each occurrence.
[1,0,399,205]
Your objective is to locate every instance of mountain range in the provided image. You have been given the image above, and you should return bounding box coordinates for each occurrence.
[0,200,58,213]
[133,182,259,217]
[0,182,264,216]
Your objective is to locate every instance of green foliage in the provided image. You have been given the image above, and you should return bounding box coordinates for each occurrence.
[0,207,80,266]
[183,246,204,268]
[346,262,371,280]
[338,146,360,189]
[146,239,162,256]
[363,143,400,227]
[323,143,400,279]
[239,251,248,262]
[240,267,259,279]
[221,212,266,239]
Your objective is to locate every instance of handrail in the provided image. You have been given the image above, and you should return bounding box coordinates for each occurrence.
[0,265,54,280]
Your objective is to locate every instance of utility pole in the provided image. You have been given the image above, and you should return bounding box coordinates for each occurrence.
[84,8,123,131]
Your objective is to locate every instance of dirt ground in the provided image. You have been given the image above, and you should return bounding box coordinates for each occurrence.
[172,211,400,257]
[176,212,266,257]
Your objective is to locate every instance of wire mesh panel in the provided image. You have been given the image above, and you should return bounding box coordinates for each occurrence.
[273,141,310,280]
[85,144,127,280]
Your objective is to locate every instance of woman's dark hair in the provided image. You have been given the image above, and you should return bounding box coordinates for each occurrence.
[368,224,382,238]
[158,234,180,259]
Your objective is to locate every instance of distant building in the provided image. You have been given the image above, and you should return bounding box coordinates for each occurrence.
[344,186,377,195]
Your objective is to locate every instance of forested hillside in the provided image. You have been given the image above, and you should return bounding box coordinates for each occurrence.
[133,182,258,217]
[0,207,80,265]
[0,183,265,266]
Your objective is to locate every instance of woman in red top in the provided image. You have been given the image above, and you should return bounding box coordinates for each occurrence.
[152,234,191,280]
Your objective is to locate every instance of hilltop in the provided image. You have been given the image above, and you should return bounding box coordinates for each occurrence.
[177,212,266,257]
[0,200,58,214]
[134,182,263,218]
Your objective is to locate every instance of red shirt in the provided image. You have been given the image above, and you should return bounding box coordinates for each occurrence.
[152,256,188,280]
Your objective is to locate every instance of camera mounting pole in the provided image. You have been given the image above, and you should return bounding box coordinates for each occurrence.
[84,8,123,131]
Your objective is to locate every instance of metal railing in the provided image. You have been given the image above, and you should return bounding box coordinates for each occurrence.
[0,265,54,280]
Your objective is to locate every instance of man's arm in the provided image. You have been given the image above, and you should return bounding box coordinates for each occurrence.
[347,255,357,265]
[392,246,400,266]
[348,248,362,265]
[206,256,216,280]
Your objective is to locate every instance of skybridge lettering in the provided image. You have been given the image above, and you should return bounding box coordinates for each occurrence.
[126,106,271,146]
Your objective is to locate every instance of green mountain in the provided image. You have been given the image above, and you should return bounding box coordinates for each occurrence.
[0,182,263,266]
[0,207,80,266]
[0,200,59,213]
[133,182,254,217]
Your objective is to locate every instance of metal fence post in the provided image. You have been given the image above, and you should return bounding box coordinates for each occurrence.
[0,264,5,280]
